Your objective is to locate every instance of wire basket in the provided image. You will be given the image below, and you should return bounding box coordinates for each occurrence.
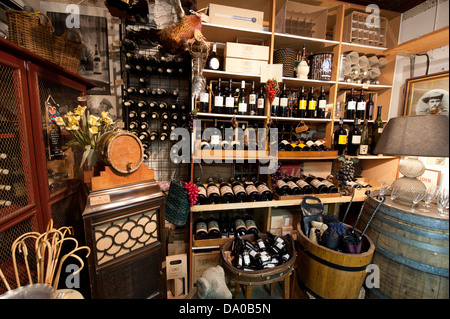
[6,10,55,62]
[273,48,296,77]
[53,30,83,74]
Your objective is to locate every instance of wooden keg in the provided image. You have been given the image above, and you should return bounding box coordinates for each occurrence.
[361,195,449,299]
[97,129,144,174]
[296,221,375,299]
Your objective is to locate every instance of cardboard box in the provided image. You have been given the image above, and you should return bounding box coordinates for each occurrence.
[224,57,268,74]
[209,4,264,31]
[270,208,294,230]
[225,42,270,62]
[275,1,328,39]
[166,254,187,299]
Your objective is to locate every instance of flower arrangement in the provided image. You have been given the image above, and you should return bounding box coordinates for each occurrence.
[54,105,114,168]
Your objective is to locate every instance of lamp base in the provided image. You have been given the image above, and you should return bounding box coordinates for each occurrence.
[392,177,426,206]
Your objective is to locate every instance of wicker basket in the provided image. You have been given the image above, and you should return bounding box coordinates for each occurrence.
[6,10,55,62]
[273,48,297,77]
[53,30,83,73]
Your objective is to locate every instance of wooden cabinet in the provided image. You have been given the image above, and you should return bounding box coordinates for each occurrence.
[0,38,94,293]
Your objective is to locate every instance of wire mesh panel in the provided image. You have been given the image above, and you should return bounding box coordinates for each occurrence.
[0,61,34,224]
[36,75,84,192]
[0,214,39,294]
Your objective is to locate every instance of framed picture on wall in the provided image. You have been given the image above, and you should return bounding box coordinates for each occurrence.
[403,71,449,116]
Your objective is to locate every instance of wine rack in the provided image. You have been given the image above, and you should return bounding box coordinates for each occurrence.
[120,25,191,183]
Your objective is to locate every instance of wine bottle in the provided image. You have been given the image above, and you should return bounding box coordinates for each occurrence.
[225,79,234,115]
[206,42,223,70]
[345,88,357,119]
[140,121,150,130]
[170,122,178,131]
[347,118,361,156]
[317,86,327,118]
[149,130,158,141]
[196,178,208,205]
[365,93,374,120]
[305,175,329,193]
[194,213,209,240]
[359,119,370,155]
[230,177,247,202]
[128,110,138,119]
[151,111,159,120]
[243,178,260,202]
[160,132,168,141]
[255,180,274,201]
[206,177,221,204]
[210,119,221,150]
[159,101,168,110]
[219,177,235,203]
[356,89,366,120]
[257,86,265,116]
[214,78,224,113]
[149,101,158,109]
[372,106,384,153]
[238,80,247,115]
[243,212,258,235]
[233,212,247,237]
[170,113,178,121]
[93,44,102,74]
[222,211,231,237]
[279,83,288,117]
[128,120,139,130]
[284,176,302,195]
[207,212,221,239]
[317,177,339,193]
[275,179,291,196]
[161,112,169,120]
[271,92,280,117]
[137,100,147,108]
[292,176,313,194]
[306,87,317,118]
[200,82,210,113]
[248,81,257,116]
[298,86,307,118]
[333,117,347,155]
[288,90,297,117]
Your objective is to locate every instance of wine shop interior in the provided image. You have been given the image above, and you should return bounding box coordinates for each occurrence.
[0,0,448,300]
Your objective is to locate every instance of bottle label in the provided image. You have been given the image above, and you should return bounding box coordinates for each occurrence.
[271,97,279,106]
[315,140,324,146]
[256,183,270,193]
[359,144,369,155]
[232,184,245,194]
[296,179,309,188]
[298,143,307,149]
[200,92,209,103]
[249,94,256,104]
[209,57,220,70]
[214,96,223,107]
[257,98,264,109]
[276,180,288,188]
[310,179,323,188]
[299,100,307,110]
[287,181,299,190]
[245,184,258,195]
[347,101,356,110]
[357,101,366,110]
[196,221,207,234]
[378,127,384,133]
[238,102,247,112]
[210,135,220,146]
[352,135,361,144]
[207,220,220,232]
[306,140,315,147]
[308,100,316,110]
[234,218,246,230]
[225,97,234,107]
[245,219,257,231]
[198,186,207,197]
[206,185,220,196]
[338,135,347,145]
[220,185,233,196]
[319,100,327,109]
[280,98,288,107]
[290,143,298,148]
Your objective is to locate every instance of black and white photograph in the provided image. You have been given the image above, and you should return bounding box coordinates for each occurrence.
[47,11,111,95]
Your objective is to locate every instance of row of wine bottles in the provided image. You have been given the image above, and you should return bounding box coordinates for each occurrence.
[194,210,259,240]
[231,232,291,271]
[274,174,339,195]
[343,88,375,120]
[123,53,188,77]
[278,139,331,152]
[197,177,273,205]
[124,86,180,98]
[128,109,188,122]
[333,106,384,156]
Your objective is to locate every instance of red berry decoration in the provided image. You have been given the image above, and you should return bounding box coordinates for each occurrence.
[184,181,199,207]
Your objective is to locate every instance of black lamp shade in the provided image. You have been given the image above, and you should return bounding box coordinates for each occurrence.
[374,115,449,157]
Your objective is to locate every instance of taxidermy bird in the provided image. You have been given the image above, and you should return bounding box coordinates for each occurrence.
[152,0,204,55]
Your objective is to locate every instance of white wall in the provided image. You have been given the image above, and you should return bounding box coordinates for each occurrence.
[390,0,449,190]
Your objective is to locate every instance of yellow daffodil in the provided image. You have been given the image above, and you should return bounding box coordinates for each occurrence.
[54,116,65,126]
[74,105,87,116]
[103,116,114,127]
[89,126,99,135]
[66,124,79,131]
[89,114,100,127]
[101,111,109,120]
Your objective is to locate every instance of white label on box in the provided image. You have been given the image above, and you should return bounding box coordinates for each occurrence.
[260,64,283,83]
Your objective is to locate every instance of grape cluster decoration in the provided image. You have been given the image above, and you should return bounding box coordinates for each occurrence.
[336,156,359,194]
[265,79,279,104]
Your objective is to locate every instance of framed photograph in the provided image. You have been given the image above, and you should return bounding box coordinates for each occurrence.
[403,71,449,116]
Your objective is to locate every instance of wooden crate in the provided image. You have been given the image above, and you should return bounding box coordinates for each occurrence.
[191,250,222,287]
[343,11,388,47]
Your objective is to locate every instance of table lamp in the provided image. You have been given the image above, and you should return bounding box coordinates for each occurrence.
[373,114,449,205]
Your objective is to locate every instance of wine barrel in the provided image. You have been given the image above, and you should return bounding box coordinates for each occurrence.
[296,222,375,299]
[97,129,144,174]
[361,195,449,299]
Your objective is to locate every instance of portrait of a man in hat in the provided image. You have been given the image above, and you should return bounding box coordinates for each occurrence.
[417,89,448,115]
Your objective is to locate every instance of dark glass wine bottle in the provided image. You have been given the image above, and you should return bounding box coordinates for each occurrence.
[196,178,208,205]
[233,212,247,237]
[248,81,257,116]
[206,42,223,71]
[214,78,224,113]
[279,83,288,117]
[305,174,329,193]
[243,178,260,202]
[230,177,247,202]
[306,87,317,118]
[219,177,235,203]
[194,213,209,240]
[292,176,313,194]
[243,211,258,235]
[347,118,361,156]
[225,79,234,114]
[206,177,221,204]
[238,80,247,115]
[356,89,366,120]
[365,93,374,120]
[275,179,292,196]
[199,83,209,113]
[372,105,384,154]
[207,212,221,239]
[298,86,307,118]
[317,86,327,118]
[333,117,347,155]
[255,180,274,201]
[257,86,265,116]
[345,88,357,119]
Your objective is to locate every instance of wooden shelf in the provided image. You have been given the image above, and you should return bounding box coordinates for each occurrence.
[278,150,338,159]
[196,112,267,120]
[201,23,272,45]
[270,116,332,123]
[273,32,339,52]
[192,149,273,161]
[384,26,449,56]
[337,82,392,91]
[202,69,262,82]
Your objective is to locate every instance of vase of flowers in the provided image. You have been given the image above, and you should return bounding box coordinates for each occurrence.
[54,105,114,170]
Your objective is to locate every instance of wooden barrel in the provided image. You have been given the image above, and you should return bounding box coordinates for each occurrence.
[220,234,296,285]
[360,195,449,299]
[97,129,144,174]
[296,221,375,299]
